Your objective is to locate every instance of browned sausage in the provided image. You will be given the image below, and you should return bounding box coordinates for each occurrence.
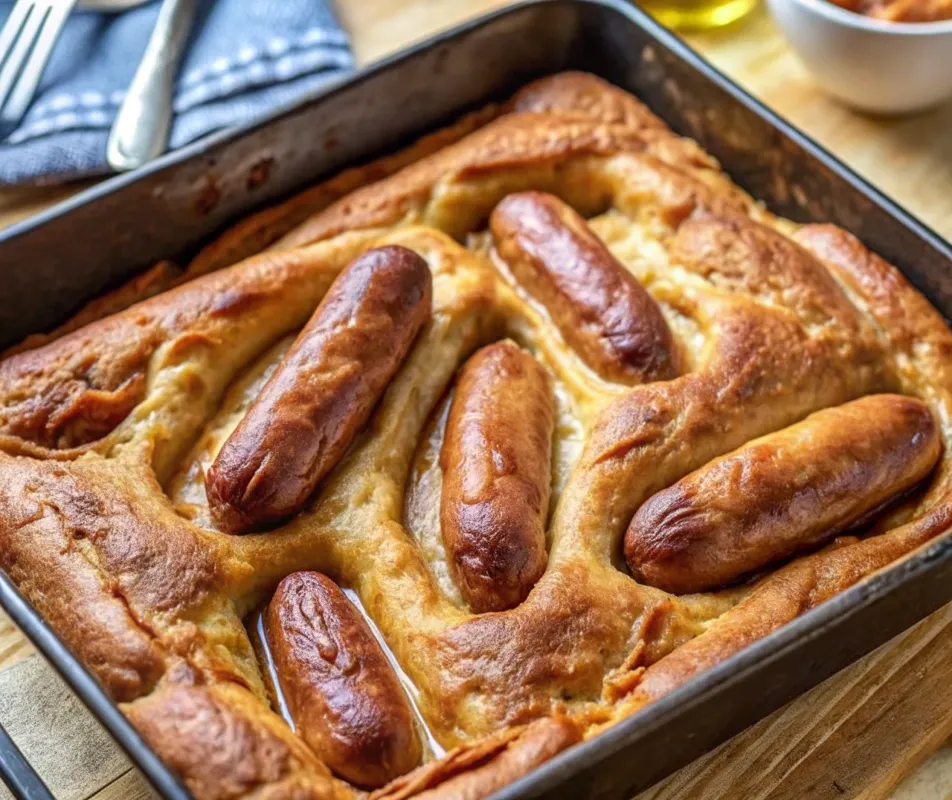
[263,571,421,788]
[440,340,553,612]
[206,246,431,533]
[490,191,678,384]
[624,394,941,594]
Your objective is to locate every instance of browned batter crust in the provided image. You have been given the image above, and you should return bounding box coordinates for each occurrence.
[1,72,951,799]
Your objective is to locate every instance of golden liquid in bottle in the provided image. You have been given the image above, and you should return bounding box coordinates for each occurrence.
[638,0,758,30]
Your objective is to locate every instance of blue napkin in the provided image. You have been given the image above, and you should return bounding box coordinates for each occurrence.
[0,0,354,185]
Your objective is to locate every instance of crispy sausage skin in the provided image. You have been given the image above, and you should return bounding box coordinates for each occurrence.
[206,246,432,533]
[440,341,554,612]
[490,191,678,385]
[263,571,422,788]
[625,394,941,594]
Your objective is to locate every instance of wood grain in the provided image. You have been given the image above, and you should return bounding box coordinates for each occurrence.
[1,1,951,799]
[0,656,132,800]
[684,8,952,241]
[638,604,952,800]
[0,612,33,671]
[87,770,153,800]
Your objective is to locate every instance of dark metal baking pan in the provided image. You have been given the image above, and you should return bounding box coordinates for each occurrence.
[0,717,54,799]
[1,1,952,798]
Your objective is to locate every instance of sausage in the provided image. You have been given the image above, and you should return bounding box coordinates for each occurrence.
[206,245,431,533]
[440,341,553,612]
[263,571,422,788]
[489,191,678,384]
[624,394,941,594]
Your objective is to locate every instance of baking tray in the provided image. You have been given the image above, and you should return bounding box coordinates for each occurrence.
[2,1,952,798]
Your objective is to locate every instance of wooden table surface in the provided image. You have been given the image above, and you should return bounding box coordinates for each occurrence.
[2,1,952,798]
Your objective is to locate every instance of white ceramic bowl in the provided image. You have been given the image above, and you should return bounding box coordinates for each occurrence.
[766,0,952,114]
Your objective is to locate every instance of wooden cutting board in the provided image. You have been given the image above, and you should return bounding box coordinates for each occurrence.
[2,1,952,798]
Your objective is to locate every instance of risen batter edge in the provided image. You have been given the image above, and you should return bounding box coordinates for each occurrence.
[1,72,951,799]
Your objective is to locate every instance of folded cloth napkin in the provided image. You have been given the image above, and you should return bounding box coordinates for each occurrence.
[0,0,354,185]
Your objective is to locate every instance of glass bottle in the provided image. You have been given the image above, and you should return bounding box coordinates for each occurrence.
[638,0,758,30]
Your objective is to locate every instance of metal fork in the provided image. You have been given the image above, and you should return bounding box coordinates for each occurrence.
[0,0,79,138]
[0,0,150,140]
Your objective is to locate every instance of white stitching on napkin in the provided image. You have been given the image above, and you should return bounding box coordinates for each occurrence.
[173,45,351,113]
[14,25,351,132]
[31,90,119,118]
[7,110,112,144]
[180,27,349,88]
[6,39,352,146]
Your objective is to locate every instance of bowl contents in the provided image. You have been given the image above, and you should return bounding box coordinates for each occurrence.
[827,0,952,21]
[767,0,952,113]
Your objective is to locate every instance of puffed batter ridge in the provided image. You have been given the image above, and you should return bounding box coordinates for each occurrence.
[1,72,951,799]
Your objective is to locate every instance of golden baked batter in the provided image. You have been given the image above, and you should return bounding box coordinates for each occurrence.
[1,73,951,799]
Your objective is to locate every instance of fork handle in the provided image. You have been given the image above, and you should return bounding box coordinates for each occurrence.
[106,0,197,171]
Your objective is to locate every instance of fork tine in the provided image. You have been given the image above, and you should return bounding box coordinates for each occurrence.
[2,0,79,127]
[0,1,46,113]
[0,0,35,74]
